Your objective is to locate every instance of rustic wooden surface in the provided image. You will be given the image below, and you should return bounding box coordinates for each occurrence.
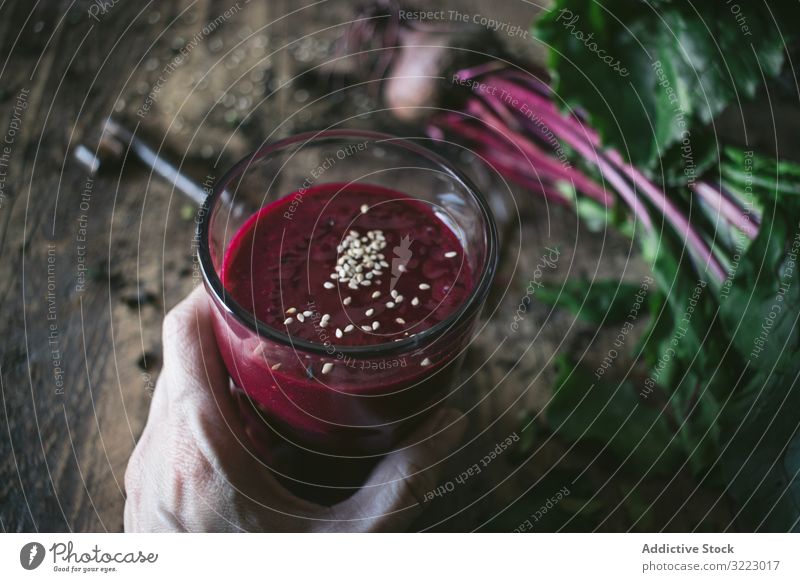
[0,0,747,532]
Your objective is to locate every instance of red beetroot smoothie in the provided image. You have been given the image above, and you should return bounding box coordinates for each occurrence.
[222,183,473,344]
[216,183,476,499]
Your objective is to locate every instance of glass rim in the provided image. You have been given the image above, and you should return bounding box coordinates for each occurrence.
[198,129,498,358]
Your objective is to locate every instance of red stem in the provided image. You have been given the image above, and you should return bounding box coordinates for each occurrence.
[606,151,727,283]
[693,182,759,240]
[463,98,614,207]
[439,66,731,283]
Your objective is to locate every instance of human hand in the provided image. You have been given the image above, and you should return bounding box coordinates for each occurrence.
[124,286,467,532]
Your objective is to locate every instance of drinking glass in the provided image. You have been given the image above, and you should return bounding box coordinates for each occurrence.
[197,130,498,502]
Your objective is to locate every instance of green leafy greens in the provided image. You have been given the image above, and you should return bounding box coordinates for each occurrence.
[529,1,800,531]
[536,0,789,180]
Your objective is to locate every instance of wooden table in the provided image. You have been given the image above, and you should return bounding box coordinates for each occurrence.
[5,0,780,532]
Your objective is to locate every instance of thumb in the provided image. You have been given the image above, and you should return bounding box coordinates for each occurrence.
[334,408,467,532]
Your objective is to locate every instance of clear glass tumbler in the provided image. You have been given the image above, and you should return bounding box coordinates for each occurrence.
[197,130,497,502]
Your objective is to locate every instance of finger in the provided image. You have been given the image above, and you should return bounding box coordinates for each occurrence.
[125,288,220,528]
[334,408,467,532]
[161,286,228,402]
[160,286,249,464]
[159,287,318,516]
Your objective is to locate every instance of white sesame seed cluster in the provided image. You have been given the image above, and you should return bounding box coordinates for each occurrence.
[275,219,462,375]
[331,229,389,290]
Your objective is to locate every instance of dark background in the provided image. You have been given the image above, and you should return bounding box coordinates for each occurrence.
[2,0,796,532]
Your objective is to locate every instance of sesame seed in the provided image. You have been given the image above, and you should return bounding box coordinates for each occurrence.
[365,308,374,317]
[361,204,369,214]
[343,296,352,305]
[371,291,381,299]
[396,295,403,303]
[445,251,457,258]
[296,313,305,322]
[303,311,313,317]
[283,317,293,325]
[361,325,372,332]
[421,358,432,366]
[330,229,392,290]
[322,363,334,375]
[285,307,297,314]
[411,297,419,306]
[398,264,406,272]
[395,318,405,324]
[391,290,398,298]
[386,301,395,308]
[320,314,331,327]
[271,363,282,370]
[419,283,430,290]
[372,321,380,330]
[335,328,343,338]
[345,324,355,332]
[323,282,335,289]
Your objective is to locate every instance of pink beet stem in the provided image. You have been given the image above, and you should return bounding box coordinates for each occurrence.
[463,98,614,207]
[693,182,759,240]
